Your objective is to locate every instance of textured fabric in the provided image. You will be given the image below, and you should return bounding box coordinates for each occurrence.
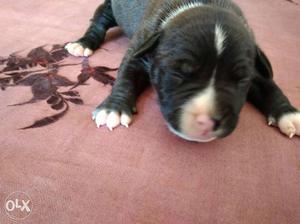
[0,0,300,223]
[112,0,149,38]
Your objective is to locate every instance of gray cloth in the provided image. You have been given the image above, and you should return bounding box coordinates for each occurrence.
[112,0,150,38]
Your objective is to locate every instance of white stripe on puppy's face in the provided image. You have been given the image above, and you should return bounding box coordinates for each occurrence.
[215,24,227,56]
[161,2,204,28]
[178,75,217,140]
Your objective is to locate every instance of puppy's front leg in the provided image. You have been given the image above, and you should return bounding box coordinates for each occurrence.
[248,76,300,138]
[92,50,150,130]
[65,0,117,57]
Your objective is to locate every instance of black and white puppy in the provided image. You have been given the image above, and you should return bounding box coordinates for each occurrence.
[66,0,300,142]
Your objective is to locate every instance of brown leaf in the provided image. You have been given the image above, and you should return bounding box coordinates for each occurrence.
[71,58,94,89]
[0,56,7,65]
[15,74,43,86]
[27,46,55,66]
[51,99,65,110]
[8,98,37,106]
[94,66,118,73]
[52,44,64,51]
[0,77,11,84]
[70,71,91,89]
[51,74,75,86]
[12,75,23,83]
[3,56,33,72]
[285,0,298,5]
[20,105,69,129]
[93,72,115,86]
[31,77,57,100]
[47,95,60,105]
[65,98,84,105]
[60,90,80,97]
[50,48,68,62]
[6,71,30,77]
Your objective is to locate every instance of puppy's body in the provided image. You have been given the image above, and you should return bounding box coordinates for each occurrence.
[111,0,148,38]
[65,0,300,141]
[111,0,246,38]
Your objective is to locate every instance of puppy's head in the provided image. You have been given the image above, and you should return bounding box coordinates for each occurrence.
[135,7,272,142]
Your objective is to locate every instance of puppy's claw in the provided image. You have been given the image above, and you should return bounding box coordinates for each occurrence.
[65,43,71,50]
[289,132,295,139]
[267,116,276,126]
[84,48,93,57]
[120,113,132,128]
[95,110,108,128]
[93,108,133,130]
[106,111,121,131]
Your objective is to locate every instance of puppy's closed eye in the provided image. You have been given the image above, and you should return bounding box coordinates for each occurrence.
[230,64,252,83]
[164,73,184,87]
[181,62,197,75]
[231,72,248,82]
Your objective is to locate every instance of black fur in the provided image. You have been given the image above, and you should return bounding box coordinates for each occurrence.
[76,0,298,139]
[78,0,117,50]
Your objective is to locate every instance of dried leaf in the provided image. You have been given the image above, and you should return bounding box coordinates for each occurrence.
[5,71,30,77]
[51,74,75,86]
[78,71,91,82]
[0,77,11,84]
[93,72,115,86]
[3,56,33,72]
[27,46,55,66]
[50,48,68,62]
[0,56,7,65]
[51,99,65,110]
[1,43,117,130]
[15,74,43,86]
[94,66,118,73]
[20,106,68,129]
[31,77,57,100]
[52,44,64,51]
[70,71,91,89]
[60,90,80,97]
[47,95,60,105]
[9,98,37,106]
[285,0,298,5]
[65,98,84,105]
[12,75,23,83]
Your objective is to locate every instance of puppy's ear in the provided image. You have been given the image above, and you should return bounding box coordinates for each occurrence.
[133,31,161,57]
[255,46,273,79]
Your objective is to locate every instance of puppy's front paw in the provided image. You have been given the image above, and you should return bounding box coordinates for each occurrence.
[269,112,300,138]
[277,112,300,138]
[92,97,135,131]
[65,42,93,57]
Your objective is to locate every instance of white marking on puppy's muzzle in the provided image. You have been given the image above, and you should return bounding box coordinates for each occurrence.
[167,124,217,142]
[173,73,218,142]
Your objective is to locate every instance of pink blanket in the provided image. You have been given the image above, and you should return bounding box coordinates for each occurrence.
[0,0,299,223]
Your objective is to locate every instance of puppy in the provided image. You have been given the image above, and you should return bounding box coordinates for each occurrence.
[66,0,300,142]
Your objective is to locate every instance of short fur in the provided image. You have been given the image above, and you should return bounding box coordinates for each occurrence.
[69,0,299,141]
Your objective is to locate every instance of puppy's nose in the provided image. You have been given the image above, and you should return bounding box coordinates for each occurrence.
[196,115,216,135]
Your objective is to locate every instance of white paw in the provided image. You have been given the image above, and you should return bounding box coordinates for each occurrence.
[92,109,132,131]
[277,112,300,138]
[65,42,93,57]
